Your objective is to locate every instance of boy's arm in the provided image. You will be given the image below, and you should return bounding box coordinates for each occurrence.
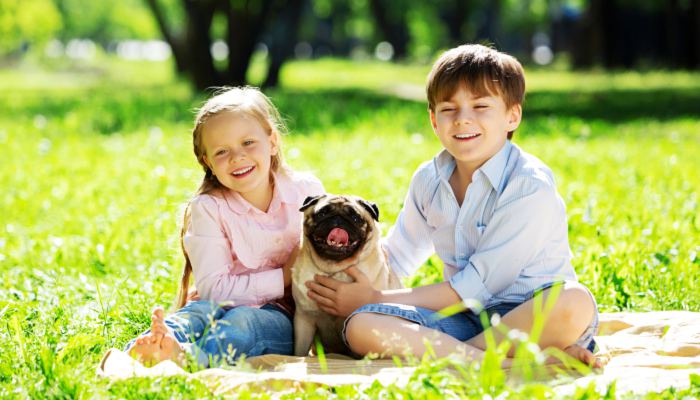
[448,180,565,306]
[382,167,436,277]
[307,268,463,317]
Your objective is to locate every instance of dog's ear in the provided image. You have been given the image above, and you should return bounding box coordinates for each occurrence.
[300,194,326,212]
[359,200,379,221]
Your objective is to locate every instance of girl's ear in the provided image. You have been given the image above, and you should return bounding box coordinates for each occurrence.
[270,131,279,156]
[202,155,213,172]
[507,104,522,132]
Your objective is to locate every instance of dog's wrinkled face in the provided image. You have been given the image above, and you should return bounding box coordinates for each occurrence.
[299,194,379,262]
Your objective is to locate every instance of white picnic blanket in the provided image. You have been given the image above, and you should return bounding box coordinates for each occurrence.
[99,311,700,396]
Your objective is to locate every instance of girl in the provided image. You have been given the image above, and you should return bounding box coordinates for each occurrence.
[125,87,324,368]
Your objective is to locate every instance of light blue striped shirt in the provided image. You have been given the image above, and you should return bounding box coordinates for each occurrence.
[384,140,576,308]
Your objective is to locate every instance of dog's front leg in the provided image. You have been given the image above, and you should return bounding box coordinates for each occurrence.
[294,311,316,356]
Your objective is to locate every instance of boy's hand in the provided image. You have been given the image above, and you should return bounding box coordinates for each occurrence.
[305,266,378,317]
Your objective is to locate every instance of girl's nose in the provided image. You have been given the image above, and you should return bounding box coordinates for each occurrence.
[229,148,245,162]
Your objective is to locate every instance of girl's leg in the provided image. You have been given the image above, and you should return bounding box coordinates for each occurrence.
[465,281,598,365]
[126,301,223,366]
[198,304,293,366]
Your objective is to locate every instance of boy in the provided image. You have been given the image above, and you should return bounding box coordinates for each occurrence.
[306,44,598,365]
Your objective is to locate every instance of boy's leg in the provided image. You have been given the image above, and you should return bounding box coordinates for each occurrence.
[344,303,486,360]
[198,304,293,366]
[465,281,598,362]
[345,313,486,360]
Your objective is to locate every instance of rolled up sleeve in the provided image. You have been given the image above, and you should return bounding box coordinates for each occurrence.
[449,180,561,305]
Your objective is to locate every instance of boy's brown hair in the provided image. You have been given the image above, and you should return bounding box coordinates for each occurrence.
[426,44,525,139]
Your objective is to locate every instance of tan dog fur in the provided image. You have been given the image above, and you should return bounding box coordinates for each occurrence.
[291,195,402,356]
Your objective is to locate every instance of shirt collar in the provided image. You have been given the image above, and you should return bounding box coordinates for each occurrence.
[223,171,295,215]
[479,141,512,192]
[433,140,513,192]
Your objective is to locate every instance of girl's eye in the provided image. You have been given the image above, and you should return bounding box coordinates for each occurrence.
[215,149,228,156]
[243,140,255,146]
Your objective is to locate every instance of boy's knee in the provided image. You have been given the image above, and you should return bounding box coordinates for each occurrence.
[345,313,385,354]
[556,283,596,328]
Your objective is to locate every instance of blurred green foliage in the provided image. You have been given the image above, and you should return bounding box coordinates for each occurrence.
[0,0,62,55]
[53,0,159,44]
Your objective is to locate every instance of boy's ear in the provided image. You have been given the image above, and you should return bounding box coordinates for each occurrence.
[507,104,522,132]
[429,108,438,131]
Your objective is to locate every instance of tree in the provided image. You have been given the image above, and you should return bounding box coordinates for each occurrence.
[368,0,409,59]
[144,0,302,90]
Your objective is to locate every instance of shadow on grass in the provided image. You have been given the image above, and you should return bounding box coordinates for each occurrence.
[4,85,699,136]
[525,88,700,122]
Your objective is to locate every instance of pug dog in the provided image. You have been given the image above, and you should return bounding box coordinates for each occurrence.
[291,194,402,356]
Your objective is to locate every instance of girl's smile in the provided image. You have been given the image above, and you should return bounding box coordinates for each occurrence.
[201,112,278,211]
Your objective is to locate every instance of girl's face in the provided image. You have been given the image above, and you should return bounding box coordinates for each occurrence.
[201,112,278,209]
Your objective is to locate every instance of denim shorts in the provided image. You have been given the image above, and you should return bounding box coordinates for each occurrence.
[343,281,598,353]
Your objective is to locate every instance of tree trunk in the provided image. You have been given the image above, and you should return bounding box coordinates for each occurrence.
[440,0,470,45]
[144,0,220,90]
[182,0,220,90]
[690,0,700,68]
[226,0,273,86]
[263,0,305,88]
[368,0,409,59]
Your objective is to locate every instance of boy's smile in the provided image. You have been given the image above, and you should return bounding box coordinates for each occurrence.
[430,85,521,178]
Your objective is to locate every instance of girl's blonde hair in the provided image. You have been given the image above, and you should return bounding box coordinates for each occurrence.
[175,86,290,309]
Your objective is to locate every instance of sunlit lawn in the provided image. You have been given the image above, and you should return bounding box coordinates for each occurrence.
[1,55,699,398]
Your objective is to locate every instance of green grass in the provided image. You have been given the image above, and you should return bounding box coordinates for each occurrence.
[1,57,699,398]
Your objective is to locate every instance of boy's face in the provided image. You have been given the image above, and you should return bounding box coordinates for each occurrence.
[430,84,521,174]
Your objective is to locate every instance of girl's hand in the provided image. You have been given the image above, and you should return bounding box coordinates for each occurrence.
[282,261,293,287]
[187,288,200,302]
[305,266,378,317]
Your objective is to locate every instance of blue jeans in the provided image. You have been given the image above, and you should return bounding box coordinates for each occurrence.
[343,281,598,353]
[126,301,293,367]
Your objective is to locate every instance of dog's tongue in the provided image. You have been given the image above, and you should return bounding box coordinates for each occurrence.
[327,227,349,246]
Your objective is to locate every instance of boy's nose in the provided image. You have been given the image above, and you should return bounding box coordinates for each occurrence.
[454,114,473,126]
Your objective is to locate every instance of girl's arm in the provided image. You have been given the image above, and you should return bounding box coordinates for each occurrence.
[184,196,285,305]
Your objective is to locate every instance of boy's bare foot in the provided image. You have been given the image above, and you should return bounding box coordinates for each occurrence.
[563,344,604,368]
[128,307,186,367]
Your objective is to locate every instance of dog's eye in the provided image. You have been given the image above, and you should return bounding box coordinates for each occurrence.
[350,213,362,224]
[316,207,329,217]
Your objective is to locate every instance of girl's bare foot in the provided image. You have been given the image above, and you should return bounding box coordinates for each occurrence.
[128,307,186,367]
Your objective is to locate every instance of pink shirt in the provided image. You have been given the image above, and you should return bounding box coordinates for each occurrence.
[183,171,324,306]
